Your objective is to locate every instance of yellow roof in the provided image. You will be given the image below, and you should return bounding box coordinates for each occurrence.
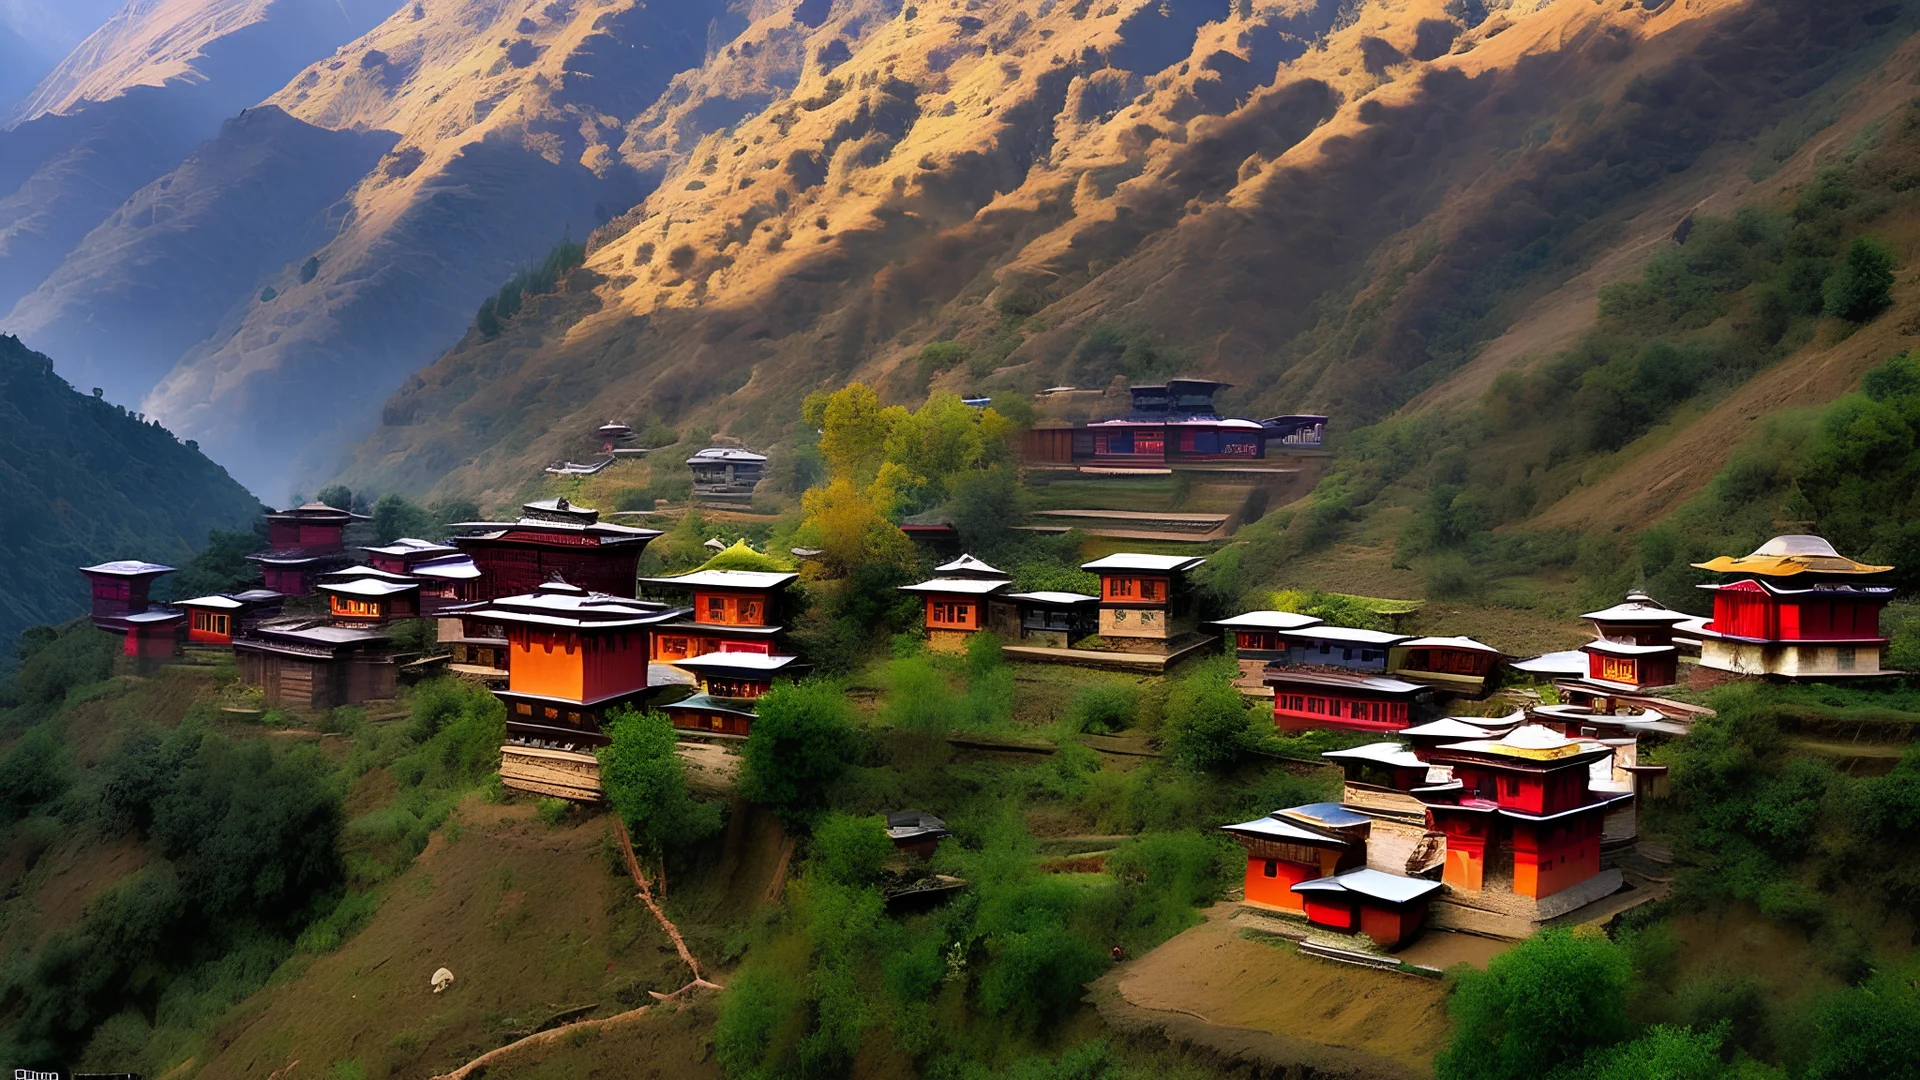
[1691,535,1891,577]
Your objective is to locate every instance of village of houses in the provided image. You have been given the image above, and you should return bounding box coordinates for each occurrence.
[70,378,1901,965]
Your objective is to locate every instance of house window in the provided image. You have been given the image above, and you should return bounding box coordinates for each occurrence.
[707,596,727,621]
[1110,577,1135,599]
[1503,778,1520,797]
[1836,647,1856,672]
[1263,860,1277,878]
[1138,579,1162,602]
[739,599,763,624]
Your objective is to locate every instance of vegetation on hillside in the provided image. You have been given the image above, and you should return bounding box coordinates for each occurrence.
[0,335,262,669]
[0,627,504,1073]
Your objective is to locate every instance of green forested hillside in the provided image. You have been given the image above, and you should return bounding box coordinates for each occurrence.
[0,335,263,658]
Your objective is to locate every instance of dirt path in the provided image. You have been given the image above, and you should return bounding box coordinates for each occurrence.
[1093,905,1450,1079]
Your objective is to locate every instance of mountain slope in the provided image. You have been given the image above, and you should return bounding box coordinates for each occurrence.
[0,0,393,345]
[334,0,1919,510]
[3,107,397,400]
[135,0,801,498]
[0,333,262,656]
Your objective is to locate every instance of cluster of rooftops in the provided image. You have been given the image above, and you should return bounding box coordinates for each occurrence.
[77,510,1898,947]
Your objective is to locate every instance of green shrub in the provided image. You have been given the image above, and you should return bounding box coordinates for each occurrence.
[740,681,857,821]
[536,797,573,826]
[1162,657,1257,771]
[596,709,721,853]
[1066,684,1138,734]
[1823,236,1896,322]
[808,813,893,886]
[1435,928,1633,1080]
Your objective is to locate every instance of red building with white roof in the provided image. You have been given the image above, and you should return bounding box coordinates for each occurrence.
[901,554,1013,651]
[1265,670,1434,733]
[1081,553,1207,641]
[640,568,803,737]
[1682,537,1896,679]
[1414,725,1629,903]
[248,503,359,596]
[78,560,185,659]
[449,498,660,600]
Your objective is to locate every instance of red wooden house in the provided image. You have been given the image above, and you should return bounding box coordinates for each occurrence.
[449,498,660,600]
[247,503,358,596]
[1414,725,1629,902]
[1290,868,1444,949]
[78,560,185,659]
[1264,670,1434,733]
[1577,639,1679,691]
[1686,535,1895,679]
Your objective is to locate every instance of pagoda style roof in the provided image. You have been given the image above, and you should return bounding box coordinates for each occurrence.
[449,517,661,544]
[471,582,682,629]
[1581,639,1676,657]
[325,566,418,583]
[178,595,245,610]
[934,553,1008,579]
[1581,589,1691,624]
[663,693,760,718]
[411,554,481,580]
[1003,590,1100,606]
[1510,650,1589,677]
[268,503,358,523]
[640,569,800,590]
[229,589,284,603]
[363,538,459,558]
[1219,814,1355,848]
[1292,868,1443,906]
[79,559,174,577]
[672,653,801,676]
[119,608,186,625]
[236,621,387,657]
[1080,553,1207,573]
[1321,742,1427,768]
[1530,705,1686,735]
[1211,610,1325,632]
[321,578,419,598]
[1694,578,1894,598]
[1398,635,1500,653]
[1275,625,1409,647]
[1262,670,1429,696]
[1086,416,1266,429]
[1399,716,1519,741]
[1692,535,1891,577]
[1276,802,1372,830]
[899,577,1011,596]
[1435,724,1609,763]
[246,547,339,566]
[686,447,767,465]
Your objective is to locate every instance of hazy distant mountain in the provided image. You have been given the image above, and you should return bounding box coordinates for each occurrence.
[0,0,393,381]
[0,20,46,114]
[0,0,121,115]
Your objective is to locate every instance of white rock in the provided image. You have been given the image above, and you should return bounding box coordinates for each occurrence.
[431,967,455,993]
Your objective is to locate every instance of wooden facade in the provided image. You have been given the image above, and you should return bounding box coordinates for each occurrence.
[450,498,660,601]
[248,504,357,596]
[1265,670,1433,734]
[234,623,394,710]
[320,577,421,626]
[640,569,801,737]
[1387,636,1502,695]
[79,561,186,660]
[901,568,1011,652]
[1082,553,1205,642]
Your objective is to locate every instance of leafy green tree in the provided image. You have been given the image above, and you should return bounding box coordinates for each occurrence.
[370,493,439,544]
[596,709,722,854]
[948,465,1029,558]
[1163,657,1258,771]
[1805,958,1920,1080]
[739,681,856,820]
[1824,236,1897,323]
[167,524,268,600]
[1578,1026,1728,1080]
[0,725,72,821]
[1435,928,1633,1080]
[808,813,893,887]
[314,485,352,511]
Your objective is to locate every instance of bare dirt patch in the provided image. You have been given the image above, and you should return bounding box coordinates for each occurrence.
[1095,904,1450,1078]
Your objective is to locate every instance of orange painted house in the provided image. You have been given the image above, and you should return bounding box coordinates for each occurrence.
[177,592,286,646]
[1220,803,1370,911]
[640,569,799,661]
[468,582,684,750]
[1080,553,1206,641]
[900,572,1010,652]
